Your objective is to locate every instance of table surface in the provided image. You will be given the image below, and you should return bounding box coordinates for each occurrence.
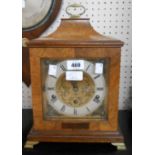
[22,110,132,155]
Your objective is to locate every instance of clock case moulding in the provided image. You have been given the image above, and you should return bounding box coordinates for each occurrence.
[26,18,125,147]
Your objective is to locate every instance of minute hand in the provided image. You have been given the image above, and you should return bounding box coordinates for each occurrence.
[71,81,78,92]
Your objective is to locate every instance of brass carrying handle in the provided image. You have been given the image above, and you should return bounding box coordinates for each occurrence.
[66,4,87,18]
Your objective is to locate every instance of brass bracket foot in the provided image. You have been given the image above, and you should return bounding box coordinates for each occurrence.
[24,141,39,149]
[112,143,126,150]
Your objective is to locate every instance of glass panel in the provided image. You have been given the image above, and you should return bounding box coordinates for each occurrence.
[22,0,54,29]
[41,59,109,120]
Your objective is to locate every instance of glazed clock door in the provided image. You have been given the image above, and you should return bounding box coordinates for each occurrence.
[41,59,109,120]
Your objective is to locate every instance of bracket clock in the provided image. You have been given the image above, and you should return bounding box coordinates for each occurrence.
[25,17,125,150]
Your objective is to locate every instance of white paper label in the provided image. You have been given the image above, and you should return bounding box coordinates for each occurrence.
[67,60,84,70]
[22,0,26,8]
[95,63,103,74]
[48,65,57,76]
[66,71,83,81]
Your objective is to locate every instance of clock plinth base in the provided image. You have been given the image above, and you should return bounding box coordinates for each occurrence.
[26,128,125,145]
[112,143,126,150]
[24,141,39,149]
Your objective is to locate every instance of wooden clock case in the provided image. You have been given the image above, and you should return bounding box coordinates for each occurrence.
[25,18,125,148]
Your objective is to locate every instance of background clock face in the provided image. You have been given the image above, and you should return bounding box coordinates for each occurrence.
[42,59,108,119]
[22,0,54,29]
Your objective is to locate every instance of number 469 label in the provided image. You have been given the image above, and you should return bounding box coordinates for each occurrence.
[67,60,84,70]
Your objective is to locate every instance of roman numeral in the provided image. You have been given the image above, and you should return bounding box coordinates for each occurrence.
[86,107,91,112]
[86,64,90,72]
[97,87,104,91]
[60,65,66,71]
[49,75,57,79]
[60,105,66,112]
[74,109,77,115]
[93,95,100,104]
[47,87,55,91]
[51,95,57,103]
[94,75,101,79]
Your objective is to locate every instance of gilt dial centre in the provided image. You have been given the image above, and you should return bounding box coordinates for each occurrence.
[56,72,95,108]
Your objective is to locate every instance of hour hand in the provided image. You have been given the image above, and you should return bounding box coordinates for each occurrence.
[71,81,78,92]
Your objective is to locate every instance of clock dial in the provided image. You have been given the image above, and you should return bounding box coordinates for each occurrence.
[43,60,106,117]
[22,0,54,29]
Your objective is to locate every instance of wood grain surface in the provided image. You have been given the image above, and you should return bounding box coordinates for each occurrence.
[28,19,124,143]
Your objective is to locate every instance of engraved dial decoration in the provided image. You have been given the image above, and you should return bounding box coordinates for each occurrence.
[44,60,106,117]
[22,0,54,29]
[56,73,95,107]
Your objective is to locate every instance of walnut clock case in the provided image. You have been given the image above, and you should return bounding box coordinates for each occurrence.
[25,19,125,149]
